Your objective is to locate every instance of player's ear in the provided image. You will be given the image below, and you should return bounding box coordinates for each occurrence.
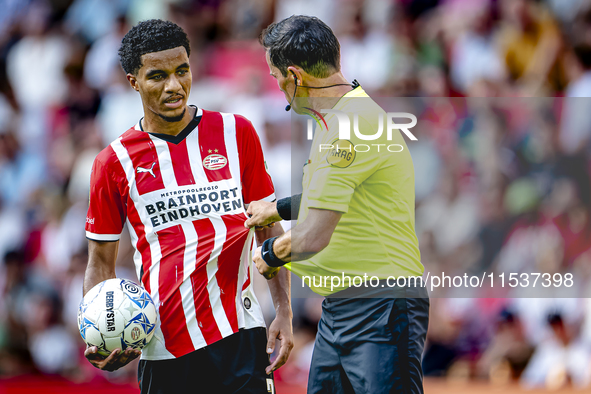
[127,73,140,92]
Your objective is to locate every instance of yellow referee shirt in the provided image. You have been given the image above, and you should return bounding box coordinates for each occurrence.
[286,87,423,296]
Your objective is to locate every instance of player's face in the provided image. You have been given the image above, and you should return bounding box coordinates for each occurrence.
[132,46,192,121]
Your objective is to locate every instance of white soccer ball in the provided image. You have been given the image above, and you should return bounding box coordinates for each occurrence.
[78,278,157,357]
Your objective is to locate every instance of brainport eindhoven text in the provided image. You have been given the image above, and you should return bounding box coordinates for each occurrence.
[146,186,242,227]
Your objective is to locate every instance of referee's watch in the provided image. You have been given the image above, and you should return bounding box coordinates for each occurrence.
[261,237,286,268]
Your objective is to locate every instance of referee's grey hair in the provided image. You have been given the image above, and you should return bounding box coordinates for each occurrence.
[259,15,340,78]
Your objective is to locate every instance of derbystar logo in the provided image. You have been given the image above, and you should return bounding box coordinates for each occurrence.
[105,291,115,332]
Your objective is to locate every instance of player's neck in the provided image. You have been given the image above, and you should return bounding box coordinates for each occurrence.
[304,72,353,112]
[141,105,194,136]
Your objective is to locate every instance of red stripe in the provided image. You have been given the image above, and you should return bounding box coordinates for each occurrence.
[198,111,232,182]
[242,270,250,291]
[216,214,249,332]
[167,139,196,186]
[191,219,223,344]
[156,225,194,357]
[121,130,165,195]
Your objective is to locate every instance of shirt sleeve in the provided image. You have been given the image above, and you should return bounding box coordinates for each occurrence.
[306,118,381,214]
[235,115,276,204]
[85,150,127,241]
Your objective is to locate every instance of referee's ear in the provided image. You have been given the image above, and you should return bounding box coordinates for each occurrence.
[286,66,303,86]
[127,74,140,92]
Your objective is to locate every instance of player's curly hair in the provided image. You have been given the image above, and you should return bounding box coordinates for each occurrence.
[119,19,191,75]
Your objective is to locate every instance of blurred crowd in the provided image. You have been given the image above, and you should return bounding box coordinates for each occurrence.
[2,0,591,390]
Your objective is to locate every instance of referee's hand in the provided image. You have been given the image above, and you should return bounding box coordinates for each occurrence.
[245,201,282,229]
[84,346,140,372]
[253,246,280,280]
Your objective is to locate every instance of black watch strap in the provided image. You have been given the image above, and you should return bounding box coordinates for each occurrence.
[261,237,285,268]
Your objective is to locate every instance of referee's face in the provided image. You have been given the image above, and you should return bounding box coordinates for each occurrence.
[266,52,297,110]
[132,46,192,122]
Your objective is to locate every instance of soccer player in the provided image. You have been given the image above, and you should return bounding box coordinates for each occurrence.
[83,19,293,394]
[246,16,429,393]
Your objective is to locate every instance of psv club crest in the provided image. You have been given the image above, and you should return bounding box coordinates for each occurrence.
[203,154,227,170]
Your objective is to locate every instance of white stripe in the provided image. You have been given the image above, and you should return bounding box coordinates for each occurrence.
[110,137,172,359]
[178,223,207,349]
[221,113,241,191]
[205,217,234,337]
[149,135,178,188]
[236,228,255,328]
[85,231,120,241]
[126,219,143,282]
[185,124,208,182]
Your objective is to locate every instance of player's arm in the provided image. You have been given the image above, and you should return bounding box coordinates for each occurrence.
[253,208,341,278]
[245,194,302,228]
[84,152,138,371]
[83,240,118,295]
[83,240,141,371]
[254,225,294,374]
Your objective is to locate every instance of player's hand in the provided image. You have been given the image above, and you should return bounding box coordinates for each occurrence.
[84,346,141,372]
[253,246,280,280]
[266,311,294,374]
[245,201,282,229]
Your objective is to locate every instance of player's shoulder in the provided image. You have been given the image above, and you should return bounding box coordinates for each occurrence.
[199,109,254,131]
[232,114,254,129]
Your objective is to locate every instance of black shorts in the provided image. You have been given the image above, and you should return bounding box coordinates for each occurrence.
[138,327,275,394]
[308,285,429,394]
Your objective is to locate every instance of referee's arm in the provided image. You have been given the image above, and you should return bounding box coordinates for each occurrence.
[253,207,342,278]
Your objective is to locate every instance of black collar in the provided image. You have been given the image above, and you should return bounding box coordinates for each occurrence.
[140,105,202,145]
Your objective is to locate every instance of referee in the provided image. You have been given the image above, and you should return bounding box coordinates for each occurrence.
[246,16,429,394]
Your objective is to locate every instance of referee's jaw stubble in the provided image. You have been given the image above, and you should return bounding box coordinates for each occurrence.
[127,46,193,134]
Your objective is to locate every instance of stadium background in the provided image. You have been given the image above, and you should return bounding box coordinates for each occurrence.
[2,0,591,392]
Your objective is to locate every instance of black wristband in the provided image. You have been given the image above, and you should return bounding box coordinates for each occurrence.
[277,194,302,221]
[261,236,286,268]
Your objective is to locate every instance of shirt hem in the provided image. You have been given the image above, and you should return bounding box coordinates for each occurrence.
[139,324,266,361]
[306,199,348,213]
[85,231,121,242]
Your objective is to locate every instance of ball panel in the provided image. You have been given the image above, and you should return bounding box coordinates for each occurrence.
[82,301,103,324]
[104,336,126,353]
[83,324,104,348]
[118,296,141,321]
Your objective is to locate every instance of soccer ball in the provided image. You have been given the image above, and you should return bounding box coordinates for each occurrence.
[78,278,157,356]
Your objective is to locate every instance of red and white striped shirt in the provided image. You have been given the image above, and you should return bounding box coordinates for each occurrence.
[85,108,275,360]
